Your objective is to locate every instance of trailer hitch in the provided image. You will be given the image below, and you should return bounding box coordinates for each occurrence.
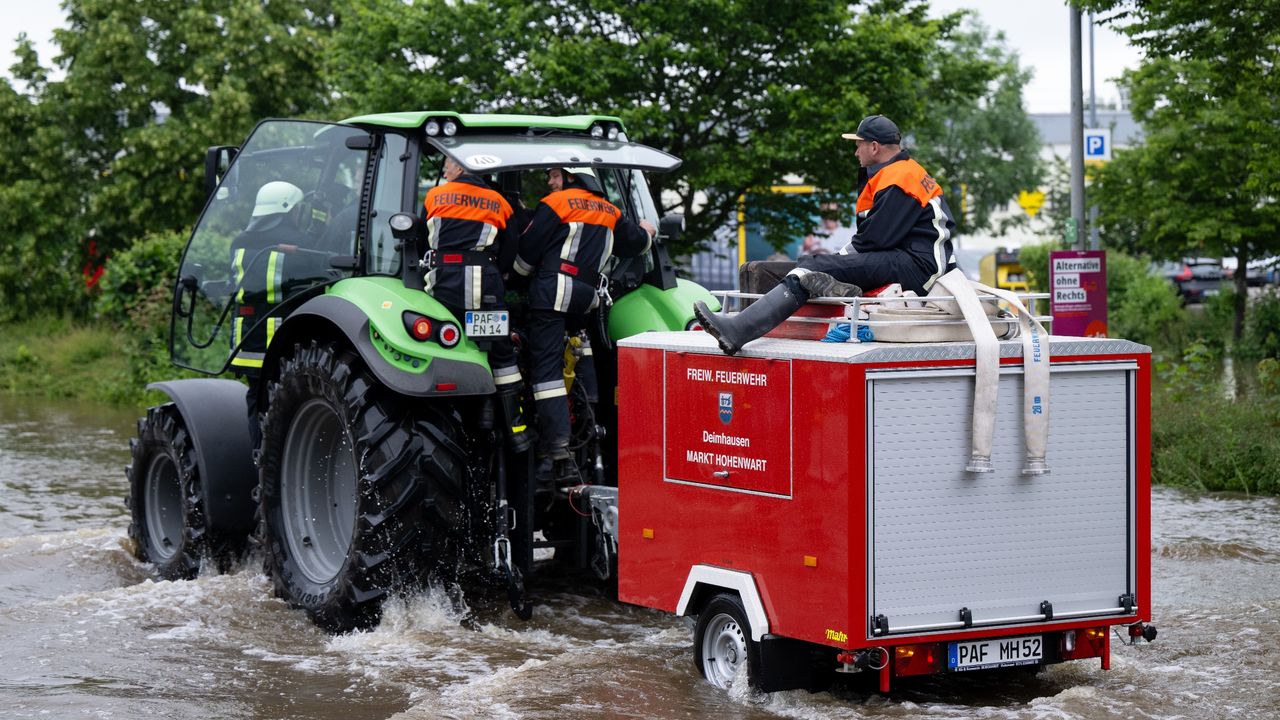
[1124,621,1158,644]
[835,648,887,673]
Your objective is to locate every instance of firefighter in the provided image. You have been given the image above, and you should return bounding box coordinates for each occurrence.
[694,114,958,356]
[516,167,656,480]
[423,157,530,452]
[229,180,311,446]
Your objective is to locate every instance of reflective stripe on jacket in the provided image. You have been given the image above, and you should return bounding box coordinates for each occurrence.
[423,175,514,310]
[517,188,649,313]
[850,151,956,290]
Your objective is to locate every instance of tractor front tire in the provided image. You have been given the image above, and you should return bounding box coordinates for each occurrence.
[256,341,469,632]
[126,405,208,580]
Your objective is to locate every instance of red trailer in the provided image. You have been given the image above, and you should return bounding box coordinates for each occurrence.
[615,327,1153,692]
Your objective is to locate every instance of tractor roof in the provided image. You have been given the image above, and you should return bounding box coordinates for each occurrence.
[339,111,625,132]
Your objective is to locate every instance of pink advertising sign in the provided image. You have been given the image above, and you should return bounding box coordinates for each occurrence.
[1049,250,1108,337]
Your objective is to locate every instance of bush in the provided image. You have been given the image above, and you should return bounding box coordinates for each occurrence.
[1237,290,1280,360]
[1105,251,1186,349]
[96,229,189,322]
[1259,357,1280,396]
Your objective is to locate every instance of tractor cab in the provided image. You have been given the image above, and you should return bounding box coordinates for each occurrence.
[171,113,692,377]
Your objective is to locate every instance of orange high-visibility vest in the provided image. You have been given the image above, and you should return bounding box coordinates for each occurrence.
[856,158,942,214]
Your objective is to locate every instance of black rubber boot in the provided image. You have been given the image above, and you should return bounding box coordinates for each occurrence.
[796,271,861,299]
[534,442,577,487]
[498,390,532,454]
[692,281,806,356]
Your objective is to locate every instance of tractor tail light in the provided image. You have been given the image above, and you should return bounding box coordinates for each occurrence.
[403,312,433,342]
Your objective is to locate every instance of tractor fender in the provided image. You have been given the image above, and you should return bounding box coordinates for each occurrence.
[266,293,496,398]
[675,565,770,641]
[145,378,257,540]
[608,278,720,341]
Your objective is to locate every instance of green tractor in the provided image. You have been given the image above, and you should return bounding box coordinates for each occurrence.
[125,112,719,630]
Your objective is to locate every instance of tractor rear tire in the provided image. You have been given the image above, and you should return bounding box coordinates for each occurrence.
[126,404,209,580]
[256,341,469,632]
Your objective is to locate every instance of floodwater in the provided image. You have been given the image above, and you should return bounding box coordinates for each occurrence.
[1,395,1277,720]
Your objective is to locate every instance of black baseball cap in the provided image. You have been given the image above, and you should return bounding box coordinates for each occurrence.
[841,114,902,144]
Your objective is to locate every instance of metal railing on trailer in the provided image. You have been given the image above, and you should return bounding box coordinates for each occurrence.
[708,290,1055,341]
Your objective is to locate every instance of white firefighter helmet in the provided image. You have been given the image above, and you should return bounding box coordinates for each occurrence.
[564,166,603,194]
[251,181,304,218]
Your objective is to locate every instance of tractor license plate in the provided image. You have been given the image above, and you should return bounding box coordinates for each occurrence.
[465,310,509,338]
[948,635,1042,671]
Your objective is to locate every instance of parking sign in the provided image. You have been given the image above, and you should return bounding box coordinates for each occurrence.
[1084,128,1112,162]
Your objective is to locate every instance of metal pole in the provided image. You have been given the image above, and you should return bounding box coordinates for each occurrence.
[1070,5,1086,251]
[1088,12,1100,250]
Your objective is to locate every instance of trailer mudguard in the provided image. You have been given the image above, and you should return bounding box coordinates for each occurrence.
[264,277,495,397]
[145,378,257,539]
[607,278,720,341]
[675,565,770,641]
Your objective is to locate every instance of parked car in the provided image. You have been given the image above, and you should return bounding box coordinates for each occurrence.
[1157,257,1224,303]
[1224,257,1280,287]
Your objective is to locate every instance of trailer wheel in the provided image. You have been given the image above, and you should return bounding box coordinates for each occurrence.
[256,340,468,632]
[694,593,762,690]
[126,405,206,580]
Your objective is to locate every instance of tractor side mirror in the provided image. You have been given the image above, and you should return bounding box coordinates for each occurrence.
[658,213,685,245]
[203,145,239,199]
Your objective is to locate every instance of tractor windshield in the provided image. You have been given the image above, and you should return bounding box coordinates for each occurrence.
[170,120,372,375]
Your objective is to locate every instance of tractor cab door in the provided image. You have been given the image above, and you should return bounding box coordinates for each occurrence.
[171,120,374,375]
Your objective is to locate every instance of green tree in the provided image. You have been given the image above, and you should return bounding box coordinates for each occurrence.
[327,0,1027,254]
[1079,0,1280,340]
[913,16,1045,238]
[0,0,334,322]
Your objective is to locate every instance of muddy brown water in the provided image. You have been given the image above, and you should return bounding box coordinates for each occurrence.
[1,395,1277,719]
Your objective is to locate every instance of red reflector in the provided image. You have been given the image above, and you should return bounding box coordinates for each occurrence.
[436,383,457,391]
[439,324,460,347]
[238,306,255,316]
[410,317,432,340]
[559,262,578,276]
[442,253,464,263]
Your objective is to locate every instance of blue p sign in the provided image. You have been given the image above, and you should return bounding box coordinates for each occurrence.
[1084,128,1112,161]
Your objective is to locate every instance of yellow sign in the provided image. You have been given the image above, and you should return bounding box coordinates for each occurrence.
[1018,190,1045,218]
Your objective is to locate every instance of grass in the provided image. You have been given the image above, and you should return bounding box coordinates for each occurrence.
[1151,390,1280,495]
[0,315,197,410]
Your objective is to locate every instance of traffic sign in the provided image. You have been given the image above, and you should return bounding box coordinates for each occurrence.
[1017,190,1045,217]
[1084,128,1112,162]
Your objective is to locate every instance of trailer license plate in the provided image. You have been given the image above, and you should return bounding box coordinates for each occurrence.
[465,311,509,338]
[948,635,1042,671]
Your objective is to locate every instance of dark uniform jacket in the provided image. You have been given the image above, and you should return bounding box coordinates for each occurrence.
[229,223,314,373]
[515,187,650,314]
[423,174,515,310]
[849,150,956,289]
